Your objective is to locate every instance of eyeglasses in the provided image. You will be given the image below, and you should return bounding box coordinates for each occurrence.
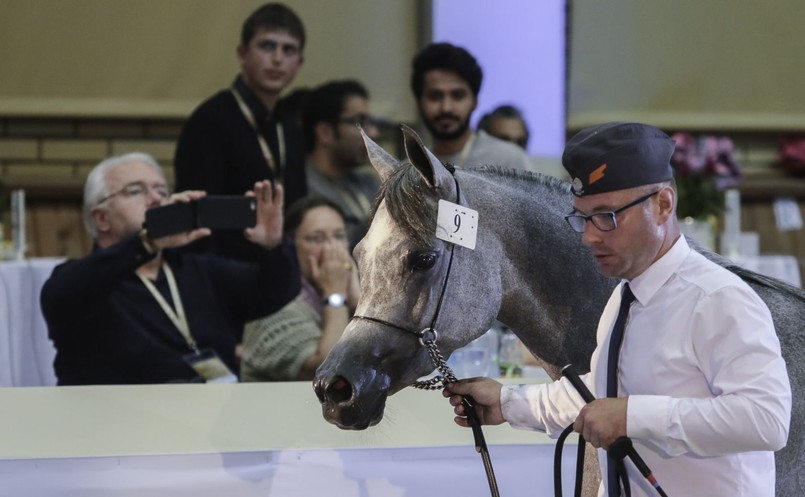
[564,191,659,233]
[300,231,349,245]
[97,181,170,205]
[336,114,378,128]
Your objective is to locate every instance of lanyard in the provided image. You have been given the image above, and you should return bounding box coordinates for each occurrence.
[231,88,286,180]
[138,262,197,353]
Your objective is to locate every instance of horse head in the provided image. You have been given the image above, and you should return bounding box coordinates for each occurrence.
[313,125,504,429]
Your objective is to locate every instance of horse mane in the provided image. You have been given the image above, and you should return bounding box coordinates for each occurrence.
[373,163,570,247]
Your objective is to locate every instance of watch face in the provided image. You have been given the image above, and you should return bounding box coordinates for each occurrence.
[327,293,346,307]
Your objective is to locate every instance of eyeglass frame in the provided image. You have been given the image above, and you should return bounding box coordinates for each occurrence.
[564,190,660,233]
[96,181,171,206]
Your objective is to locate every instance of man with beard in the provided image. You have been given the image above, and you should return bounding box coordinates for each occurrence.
[302,80,381,250]
[410,42,531,171]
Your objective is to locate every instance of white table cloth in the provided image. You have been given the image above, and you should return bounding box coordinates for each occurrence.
[0,258,62,387]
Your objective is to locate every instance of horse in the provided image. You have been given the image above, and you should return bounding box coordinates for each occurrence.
[313,126,805,497]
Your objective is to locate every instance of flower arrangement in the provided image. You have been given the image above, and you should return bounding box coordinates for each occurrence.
[670,133,742,220]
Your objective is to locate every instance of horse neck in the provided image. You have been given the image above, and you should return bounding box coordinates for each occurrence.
[460,168,616,368]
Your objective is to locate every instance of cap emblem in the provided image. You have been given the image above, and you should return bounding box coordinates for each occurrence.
[589,163,607,185]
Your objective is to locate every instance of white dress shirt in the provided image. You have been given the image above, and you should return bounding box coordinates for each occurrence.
[502,235,791,497]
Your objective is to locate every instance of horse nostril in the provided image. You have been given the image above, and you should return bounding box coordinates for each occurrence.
[323,375,353,404]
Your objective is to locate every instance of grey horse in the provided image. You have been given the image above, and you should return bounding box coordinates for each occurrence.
[314,126,805,496]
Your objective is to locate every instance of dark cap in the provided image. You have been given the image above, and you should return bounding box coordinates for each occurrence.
[562,122,674,196]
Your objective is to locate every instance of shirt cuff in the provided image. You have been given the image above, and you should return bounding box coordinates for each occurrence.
[627,394,669,440]
[501,384,542,431]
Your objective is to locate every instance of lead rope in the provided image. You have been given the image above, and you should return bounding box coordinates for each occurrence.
[414,333,500,497]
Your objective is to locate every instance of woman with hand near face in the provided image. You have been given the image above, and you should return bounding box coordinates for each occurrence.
[240,196,359,381]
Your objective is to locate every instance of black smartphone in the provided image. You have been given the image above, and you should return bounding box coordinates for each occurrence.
[144,196,256,238]
[144,202,195,238]
[196,196,256,231]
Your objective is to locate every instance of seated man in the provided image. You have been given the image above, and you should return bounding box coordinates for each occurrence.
[41,152,300,385]
[240,196,359,381]
[302,79,381,250]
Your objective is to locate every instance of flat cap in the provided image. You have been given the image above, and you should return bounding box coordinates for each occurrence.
[562,122,674,196]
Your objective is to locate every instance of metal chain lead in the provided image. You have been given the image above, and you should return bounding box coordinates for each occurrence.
[413,335,458,390]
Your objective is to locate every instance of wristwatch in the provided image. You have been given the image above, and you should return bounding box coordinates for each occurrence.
[324,293,346,308]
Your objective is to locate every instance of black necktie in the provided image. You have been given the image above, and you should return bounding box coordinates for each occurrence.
[606,283,635,497]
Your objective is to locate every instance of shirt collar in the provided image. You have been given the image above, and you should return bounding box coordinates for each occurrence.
[627,234,691,305]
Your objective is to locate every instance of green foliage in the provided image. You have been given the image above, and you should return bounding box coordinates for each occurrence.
[675,173,725,220]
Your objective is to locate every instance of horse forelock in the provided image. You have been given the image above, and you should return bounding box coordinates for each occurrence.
[373,163,438,247]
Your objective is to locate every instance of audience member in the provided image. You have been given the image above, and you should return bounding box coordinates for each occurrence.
[173,2,307,258]
[410,42,531,171]
[302,80,381,249]
[477,104,529,149]
[444,122,790,497]
[41,152,300,385]
[241,196,359,381]
[478,103,568,179]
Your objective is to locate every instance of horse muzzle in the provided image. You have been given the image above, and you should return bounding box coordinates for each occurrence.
[313,367,392,430]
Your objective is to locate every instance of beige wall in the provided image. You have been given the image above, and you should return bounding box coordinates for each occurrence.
[0,0,421,122]
[568,0,805,131]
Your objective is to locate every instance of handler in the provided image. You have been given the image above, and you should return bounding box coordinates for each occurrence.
[444,122,791,496]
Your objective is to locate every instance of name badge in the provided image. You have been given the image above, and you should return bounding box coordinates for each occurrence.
[183,348,238,383]
[436,199,478,250]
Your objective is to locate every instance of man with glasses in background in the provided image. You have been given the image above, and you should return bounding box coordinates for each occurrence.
[302,79,381,250]
[40,152,300,385]
[444,122,790,496]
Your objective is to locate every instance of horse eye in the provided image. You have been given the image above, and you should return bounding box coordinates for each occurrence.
[409,251,438,270]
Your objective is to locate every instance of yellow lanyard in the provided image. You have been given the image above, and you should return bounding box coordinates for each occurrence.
[138,262,197,352]
[231,87,285,179]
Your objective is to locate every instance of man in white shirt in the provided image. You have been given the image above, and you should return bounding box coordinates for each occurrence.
[444,122,791,496]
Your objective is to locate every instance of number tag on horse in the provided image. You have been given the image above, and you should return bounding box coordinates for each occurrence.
[436,199,478,249]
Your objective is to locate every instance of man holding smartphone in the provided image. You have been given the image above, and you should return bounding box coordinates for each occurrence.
[40,152,300,385]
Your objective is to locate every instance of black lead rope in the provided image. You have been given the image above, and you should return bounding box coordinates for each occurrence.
[558,365,669,497]
[554,424,586,497]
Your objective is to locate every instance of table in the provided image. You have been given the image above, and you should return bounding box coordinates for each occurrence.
[0,258,62,387]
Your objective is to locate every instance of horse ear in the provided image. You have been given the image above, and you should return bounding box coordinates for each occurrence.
[360,126,398,182]
[401,124,453,189]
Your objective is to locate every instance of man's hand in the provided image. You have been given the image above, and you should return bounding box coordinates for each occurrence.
[573,397,628,449]
[245,181,284,250]
[443,377,505,427]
